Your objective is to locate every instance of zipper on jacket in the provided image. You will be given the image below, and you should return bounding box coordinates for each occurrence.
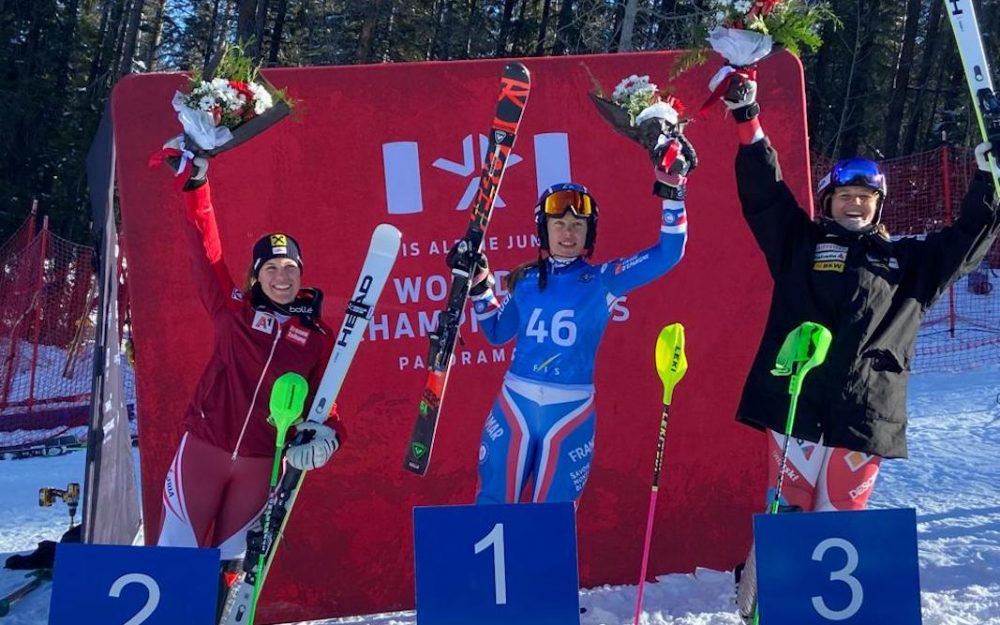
[232,323,282,460]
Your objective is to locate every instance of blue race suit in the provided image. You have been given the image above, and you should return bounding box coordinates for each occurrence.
[471,198,687,504]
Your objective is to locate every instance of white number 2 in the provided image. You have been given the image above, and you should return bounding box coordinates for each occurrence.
[474,523,508,605]
[526,309,577,347]
[811,538,863,620]
[109,573,161,625]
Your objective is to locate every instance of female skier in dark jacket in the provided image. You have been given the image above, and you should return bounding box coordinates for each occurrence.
[707,67,1000,623]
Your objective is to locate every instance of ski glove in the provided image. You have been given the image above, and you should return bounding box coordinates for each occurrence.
[285,422,340,471]
[634,103,679,167]
[446,239,493,296]
[653,134,697,201]
[468,254,494,297]
[162,135,209,191]
[708,66,759,122]
[975,142,998,176]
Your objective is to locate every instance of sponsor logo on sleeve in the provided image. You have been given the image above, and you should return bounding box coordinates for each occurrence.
[614,252,650,275]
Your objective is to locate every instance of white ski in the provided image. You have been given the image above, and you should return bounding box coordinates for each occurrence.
[944,0,1000,193]
[219,223,401,625]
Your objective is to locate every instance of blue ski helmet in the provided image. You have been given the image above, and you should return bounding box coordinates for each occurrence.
[534,182,599,256]
[816,158,888,224]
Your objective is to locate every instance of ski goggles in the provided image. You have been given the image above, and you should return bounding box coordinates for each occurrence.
[540,188,597,218]
[822,158,887,195]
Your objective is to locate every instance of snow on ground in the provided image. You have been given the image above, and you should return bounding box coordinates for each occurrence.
[2,363,998,624]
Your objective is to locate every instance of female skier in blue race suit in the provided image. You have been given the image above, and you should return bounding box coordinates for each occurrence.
[460,124,697,505]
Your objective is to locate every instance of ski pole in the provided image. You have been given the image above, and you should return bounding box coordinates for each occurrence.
[633,323,688,625]
[247,371,309,625]
[752,321,831,625]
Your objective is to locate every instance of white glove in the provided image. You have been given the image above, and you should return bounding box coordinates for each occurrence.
[285,422,340,470]
[708,66,758,111]
[975,142,998,175]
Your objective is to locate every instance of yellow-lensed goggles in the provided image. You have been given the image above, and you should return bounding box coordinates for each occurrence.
[541,189,596,218]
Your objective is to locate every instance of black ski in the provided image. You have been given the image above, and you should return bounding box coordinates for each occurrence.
[403,62,531,476]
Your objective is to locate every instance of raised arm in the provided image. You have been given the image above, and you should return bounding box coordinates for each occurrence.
[904,145,1000,304]
[710,68,814,277]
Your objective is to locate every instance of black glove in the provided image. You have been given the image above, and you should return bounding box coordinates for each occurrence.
[468,254,494,297]
[446,239,494,296]
[653,133,697,200]
[162,135,208,191]
[708,66,759,122]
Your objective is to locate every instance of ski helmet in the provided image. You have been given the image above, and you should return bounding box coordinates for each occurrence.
[534,183,599,256]
[816,158,888,224]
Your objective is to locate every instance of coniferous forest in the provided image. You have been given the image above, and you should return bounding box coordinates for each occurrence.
[0,0,996,244]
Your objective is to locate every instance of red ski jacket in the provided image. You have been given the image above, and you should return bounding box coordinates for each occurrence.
[178,182,340,458]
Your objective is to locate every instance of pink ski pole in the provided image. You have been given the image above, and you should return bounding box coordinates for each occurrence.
[633,323,688,625]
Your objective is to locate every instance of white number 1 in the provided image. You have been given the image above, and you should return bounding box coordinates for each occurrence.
[474,523,508,605]
[811,537,863,620]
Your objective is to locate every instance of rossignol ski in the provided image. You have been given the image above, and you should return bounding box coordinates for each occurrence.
[945,0,1000,195]
[403,62,531,476]
[219,223,402,625]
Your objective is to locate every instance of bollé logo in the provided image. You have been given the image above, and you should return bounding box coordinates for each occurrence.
[337,275,374,347]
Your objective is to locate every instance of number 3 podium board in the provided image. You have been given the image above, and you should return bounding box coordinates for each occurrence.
[413,503,580,625]
[754,508,922,625]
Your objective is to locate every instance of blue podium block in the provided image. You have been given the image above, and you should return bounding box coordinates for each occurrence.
[49,543,220,625]
[413,502,580,625]
[754,508,921,625]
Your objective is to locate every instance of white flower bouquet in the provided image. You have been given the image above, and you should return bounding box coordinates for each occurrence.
[672,0,838,79]
[171,44,293,157]
[588,73,685,148]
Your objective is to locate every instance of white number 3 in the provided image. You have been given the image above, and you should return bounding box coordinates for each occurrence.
[811,538,863,620]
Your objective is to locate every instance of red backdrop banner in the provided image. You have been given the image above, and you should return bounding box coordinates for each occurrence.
[112,50,812,622]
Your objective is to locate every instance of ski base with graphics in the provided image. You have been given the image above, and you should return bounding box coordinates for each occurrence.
[404,62,531,477]
[218,223,402,625]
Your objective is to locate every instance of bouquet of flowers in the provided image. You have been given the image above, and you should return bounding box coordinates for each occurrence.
[588,72,686,156]
[171,44,293,157]
[673,0,838,78]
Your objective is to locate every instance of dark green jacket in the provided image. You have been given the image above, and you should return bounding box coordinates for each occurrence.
[735,138,999,459]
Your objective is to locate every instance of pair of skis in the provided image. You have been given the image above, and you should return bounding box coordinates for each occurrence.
[404,62,532,476]
[218,224,401,625]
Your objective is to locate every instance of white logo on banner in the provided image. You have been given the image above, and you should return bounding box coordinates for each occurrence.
[381,132,572,215]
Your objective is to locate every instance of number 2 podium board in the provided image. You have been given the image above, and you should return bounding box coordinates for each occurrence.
[49,543,219,625]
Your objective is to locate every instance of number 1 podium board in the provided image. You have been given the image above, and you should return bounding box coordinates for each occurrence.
[413,502,580,625]
[754,508,921,625]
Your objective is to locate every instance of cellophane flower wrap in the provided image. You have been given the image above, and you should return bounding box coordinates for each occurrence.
[172,44,292,155]
[672,0,838,77]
